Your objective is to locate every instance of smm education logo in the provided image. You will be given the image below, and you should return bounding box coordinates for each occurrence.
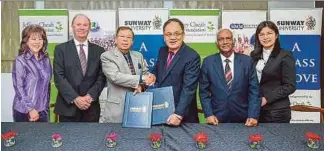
[230,23,257,30]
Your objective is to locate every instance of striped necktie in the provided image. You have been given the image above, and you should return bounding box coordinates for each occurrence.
[79,44,87,75]
[123,53,136,75]
[225,59,232,88]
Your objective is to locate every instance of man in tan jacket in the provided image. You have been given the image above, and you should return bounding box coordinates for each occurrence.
[100,26,155,123]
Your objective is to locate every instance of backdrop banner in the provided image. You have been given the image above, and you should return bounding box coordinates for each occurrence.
[270,8,323,123]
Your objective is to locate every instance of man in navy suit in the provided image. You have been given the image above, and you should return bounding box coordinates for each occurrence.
[153,18,200,126]
[200,29,260,126]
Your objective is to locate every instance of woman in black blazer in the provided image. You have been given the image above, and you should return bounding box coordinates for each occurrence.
[250,21,296,123]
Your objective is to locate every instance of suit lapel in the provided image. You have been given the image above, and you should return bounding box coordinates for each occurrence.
[260,49,280,84]
[213,54,229,92]
[70,40,83,75]
[130,51,139,74]
[113,48,132,74]
[260,56,275,84]
[231,53,242,91]
[160,45,184,83]
[161,53,180,82]
[158,48,167,82]
[85,42,95,76]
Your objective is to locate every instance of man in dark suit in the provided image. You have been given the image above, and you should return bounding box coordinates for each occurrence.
[200,29,260,126]
[153,18,200,126]
[53,14,106,122]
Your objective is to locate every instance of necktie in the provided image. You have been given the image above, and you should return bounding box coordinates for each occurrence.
[123,53,136,75]
[79,44,87,75]
[166,52,175,68]
[225,59,232,88]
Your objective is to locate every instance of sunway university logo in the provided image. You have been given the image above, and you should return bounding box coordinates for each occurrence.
[90,21,100,32]
[305,15,316,30]
[55,22,63,32]
[152,15,162,30]
[207,21,215,32]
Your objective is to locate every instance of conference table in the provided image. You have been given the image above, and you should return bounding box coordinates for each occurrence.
[1,122,323,151]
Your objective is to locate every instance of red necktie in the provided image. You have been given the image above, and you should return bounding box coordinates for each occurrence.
[166,52,175,68]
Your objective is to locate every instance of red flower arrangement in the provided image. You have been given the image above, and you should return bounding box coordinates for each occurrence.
[1,131,18,140]
[149,133,162,142]
[52,133,62,140]
[305,132,321,141]
[249,134,263,142]
[105,133,117,148]
[106,133,117,141]
[194,132,208,144]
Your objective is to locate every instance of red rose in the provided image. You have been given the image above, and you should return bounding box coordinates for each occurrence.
[249,134,263,142]
[306,132,321,141]
[52,133,62,140]
[106,133,117,141]
[150,133,162,142]
[194,132,208,144]
[1,131,18,140]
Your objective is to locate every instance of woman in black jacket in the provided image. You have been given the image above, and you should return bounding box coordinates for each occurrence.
[250,21,296,123]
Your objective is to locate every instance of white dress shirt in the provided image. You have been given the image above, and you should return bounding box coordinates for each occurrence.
[256,48,272,82]
[220,52,235,78]
[74,39,89,61]
[71,39,92,103]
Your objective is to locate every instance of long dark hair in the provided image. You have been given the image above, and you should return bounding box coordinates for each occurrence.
[252,21,281,59]
[19,24,48,56]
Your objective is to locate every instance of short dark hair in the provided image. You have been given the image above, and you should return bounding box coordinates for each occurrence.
[116,26,134,39]
[252,21,281,57]
[163,18,185,33]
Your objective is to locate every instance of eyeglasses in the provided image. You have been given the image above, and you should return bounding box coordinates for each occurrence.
[164,32,183,38]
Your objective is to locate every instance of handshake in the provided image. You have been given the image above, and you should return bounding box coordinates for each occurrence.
[142,73,156,86]
[134,73,156,95]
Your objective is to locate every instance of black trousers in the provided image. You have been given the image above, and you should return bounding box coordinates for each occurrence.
[259,107,291,123]
[59,106,100,122]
